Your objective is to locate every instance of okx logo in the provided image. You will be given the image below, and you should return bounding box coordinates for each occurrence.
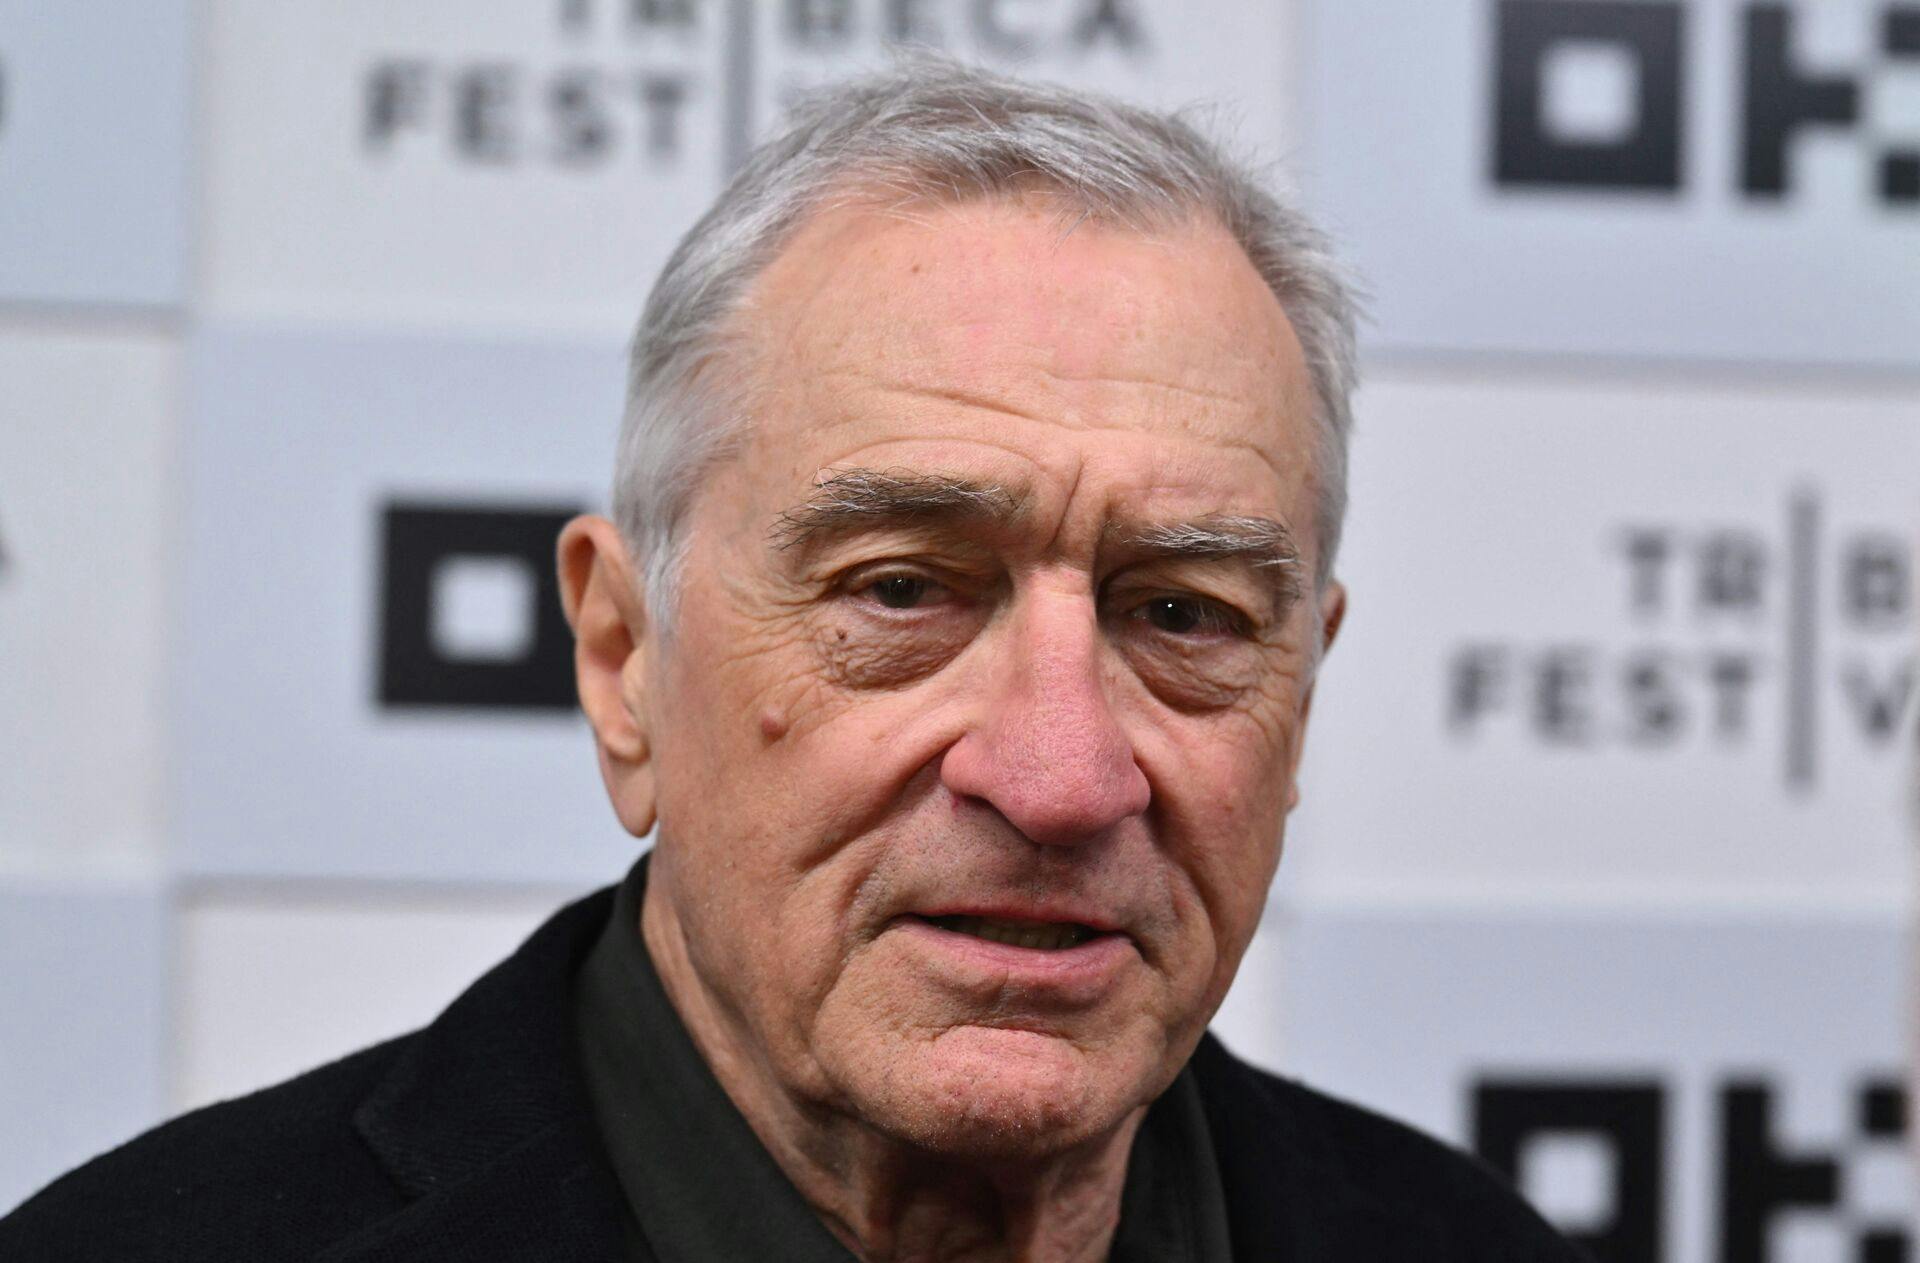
[1494,0,1920,203]
[1475,1075,1910,1262]
[376,501,581,711]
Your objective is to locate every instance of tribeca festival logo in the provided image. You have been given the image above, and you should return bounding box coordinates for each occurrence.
[360,0,1148,175]
[1448,490,1914,788]
[1493,0,1920,204]
[1475,1074,1910,1262]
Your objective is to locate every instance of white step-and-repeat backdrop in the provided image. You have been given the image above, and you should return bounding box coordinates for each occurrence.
[3,3,1914,1258]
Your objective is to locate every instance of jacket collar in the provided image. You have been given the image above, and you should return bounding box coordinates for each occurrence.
[323,886,631,1262]
[1190,1035,1437,1260]
[316,882,1336,1262]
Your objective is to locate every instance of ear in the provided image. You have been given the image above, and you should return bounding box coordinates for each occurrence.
[558,515,657,837]
[1286,579,1348,813]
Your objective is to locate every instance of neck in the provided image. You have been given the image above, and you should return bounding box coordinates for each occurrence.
[781,1117,1143,1263]
[640,878,1144,1263]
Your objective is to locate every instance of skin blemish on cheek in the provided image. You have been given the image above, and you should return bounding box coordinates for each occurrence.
[760,708,791,742]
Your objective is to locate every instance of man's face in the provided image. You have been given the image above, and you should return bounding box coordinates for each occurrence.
[638,195,1337,1157]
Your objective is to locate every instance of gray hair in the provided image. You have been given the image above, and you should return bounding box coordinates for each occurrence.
[613,54,1359,623]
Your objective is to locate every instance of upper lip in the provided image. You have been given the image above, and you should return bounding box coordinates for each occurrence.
[908,903,1124,935]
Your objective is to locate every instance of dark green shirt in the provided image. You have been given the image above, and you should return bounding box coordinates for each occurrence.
[572,857,1234,1262]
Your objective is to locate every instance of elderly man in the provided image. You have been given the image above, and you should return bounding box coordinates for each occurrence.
[3,61,1581,1262]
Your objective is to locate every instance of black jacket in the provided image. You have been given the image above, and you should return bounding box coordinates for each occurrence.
[1,887,1585,1261]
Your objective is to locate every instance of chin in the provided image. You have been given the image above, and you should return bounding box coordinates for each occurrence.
[845,1025,1146,1162]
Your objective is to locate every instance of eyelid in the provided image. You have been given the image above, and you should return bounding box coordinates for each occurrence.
[836,561,985,615]
[1145,595,1251,638]
[1104,579,1261,637]
[838,558,957,591]
[803,528,996,575]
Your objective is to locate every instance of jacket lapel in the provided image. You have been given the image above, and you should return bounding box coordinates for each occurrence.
[1193,1035,1452,1261]
[323,888,632,1262]
[318,1118,629,1262]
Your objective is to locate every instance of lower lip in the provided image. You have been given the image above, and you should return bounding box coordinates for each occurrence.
[889,917,1136,1001]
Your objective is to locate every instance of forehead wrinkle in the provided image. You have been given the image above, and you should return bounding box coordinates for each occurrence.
[866,378,1062,430]
[843,326,1283,412]
[827,364,1305,488]
[1027,362,1275,413]
[830,376,1295,465]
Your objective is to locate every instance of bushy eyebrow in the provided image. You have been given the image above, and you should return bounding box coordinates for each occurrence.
[1106,514,1304,612]
[770,467,1028,552]
[771,471,1302,611]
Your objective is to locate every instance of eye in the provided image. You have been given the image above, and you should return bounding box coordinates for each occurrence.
[1132,594,1245,637]
[858,572,954,611]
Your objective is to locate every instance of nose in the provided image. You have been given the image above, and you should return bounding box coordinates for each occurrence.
[939,588,1151,846]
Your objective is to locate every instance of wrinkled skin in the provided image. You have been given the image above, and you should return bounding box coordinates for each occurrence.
[560,194,1345,1261]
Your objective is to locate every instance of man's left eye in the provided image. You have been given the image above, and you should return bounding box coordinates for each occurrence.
[860,573,952,610]
[1133,595,1244,637]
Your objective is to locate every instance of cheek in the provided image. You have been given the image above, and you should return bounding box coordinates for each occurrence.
[815,614,974,691]
[648,769,879,1077]
[655,586,846,768]
[645,603,953,974]
[1129,638,1309,824]
[1120,638,1269,712]
[1179,739,1288,889]
[1143,706,1298,958]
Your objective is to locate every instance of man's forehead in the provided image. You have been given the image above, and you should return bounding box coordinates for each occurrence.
[730,202,1314,513]
[746,193,1309,419]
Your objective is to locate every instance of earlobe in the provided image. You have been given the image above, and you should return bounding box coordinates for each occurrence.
[558,515,658,837]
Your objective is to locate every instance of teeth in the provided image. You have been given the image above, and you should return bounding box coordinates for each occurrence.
[931,916,1095,950]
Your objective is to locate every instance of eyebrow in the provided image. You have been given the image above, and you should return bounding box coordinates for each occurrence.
[1107,515,1304,612]
[771,469,1303,610]
[771,467,1028,553]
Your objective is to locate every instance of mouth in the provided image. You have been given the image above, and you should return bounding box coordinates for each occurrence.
[921,914,1100,951]
[891,911,1134,1000]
